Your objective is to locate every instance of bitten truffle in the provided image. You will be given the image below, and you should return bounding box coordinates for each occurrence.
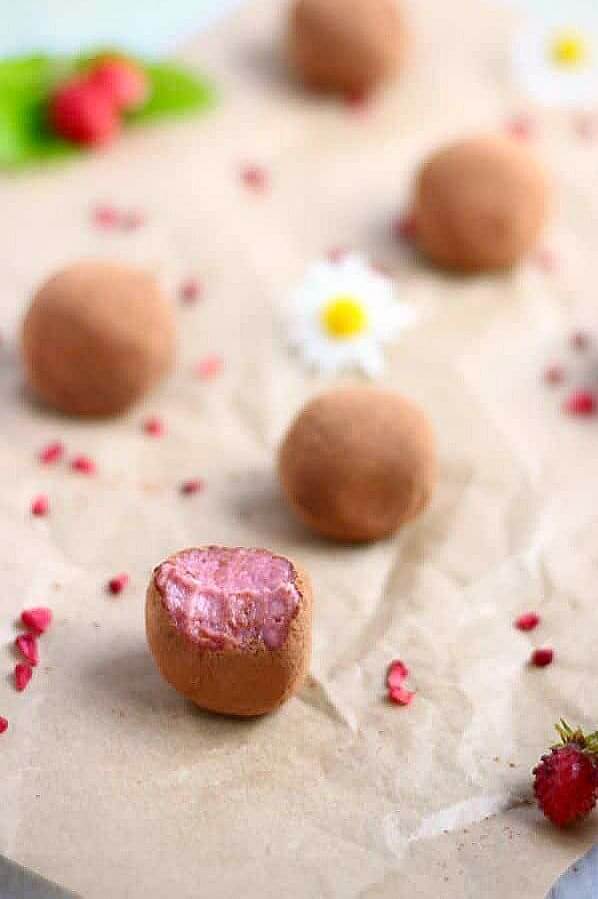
[278,385,437,542]
[287,0,407,95]
[412,135,550,272]
[22,261,175,417]
[146,547,312,717]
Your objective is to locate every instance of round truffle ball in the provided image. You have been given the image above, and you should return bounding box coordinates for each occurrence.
[287,0,406,95]
[22,261,175,417]
[412,135,550,272]
[278,385,437,542]
[146,546,312,717]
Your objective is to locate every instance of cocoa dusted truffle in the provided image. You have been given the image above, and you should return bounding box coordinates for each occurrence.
[287,0,407,95]
[146,547,312,717]
[22,261,175,417]
[412,135,550,272]
[278,385,437,542]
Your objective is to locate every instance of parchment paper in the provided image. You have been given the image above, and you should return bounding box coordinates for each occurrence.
[1,1,597,896]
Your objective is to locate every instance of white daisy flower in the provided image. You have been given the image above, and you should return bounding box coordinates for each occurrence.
[513,20,598,108]
[288,254,415,378]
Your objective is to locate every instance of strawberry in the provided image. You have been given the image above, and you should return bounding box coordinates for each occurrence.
[89,59,149,112]
[533,721,598,827]
[49,77,120,146]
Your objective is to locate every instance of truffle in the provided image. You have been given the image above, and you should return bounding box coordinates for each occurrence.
[287,0,406,95]
[22,261,175,417]
[278,385,437,542]
[146,546,312,717]
[412,135,550,272]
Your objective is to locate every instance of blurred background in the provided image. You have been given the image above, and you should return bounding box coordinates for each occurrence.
[2,0,595,59]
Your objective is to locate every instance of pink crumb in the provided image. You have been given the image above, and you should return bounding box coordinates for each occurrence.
[143,416,166,437]
[387,659,410,690]
[344,88,370,113]
[506,115,534,141]
[180,479,204,496]
[180,278,202,304]
[514,612,540,632]
[38,441,65,464]
[92,205,121,229]
[31,495,49,517]
[0,717,8,734]
[16,633,39,666]
[530,648,554,668]
[155,547,300,651]
[389,686,415,706]
[575,114,597,141]
[14,663,32,692]
[327,246,349,263]
[570,331,591,351]
[535,248,557,273]
[392,212,417,244]
[21,607,53,635]
[543,365,565,386]
[108,573,129,595]
[70,454,97,475]
[563,390,596,416]
[241,164,268,192]
[195,355,223,380]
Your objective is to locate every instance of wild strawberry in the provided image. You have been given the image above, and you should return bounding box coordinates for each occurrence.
[49,77,120,146]
[89,59,149,112]
[533,721,598,827]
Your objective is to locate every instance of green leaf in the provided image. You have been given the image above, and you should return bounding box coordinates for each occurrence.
[130,61,216,122]
[0,52,216,169]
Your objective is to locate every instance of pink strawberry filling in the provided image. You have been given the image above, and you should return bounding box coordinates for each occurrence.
[155,547,300,651]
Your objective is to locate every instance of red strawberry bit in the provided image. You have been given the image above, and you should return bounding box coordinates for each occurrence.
[121,210,145,231]
[16,633,39,667]
[506,115,534,141]
[344,88,370,113]
[241,165,268,192]
[180,278,202,304]
[21,607,53,635]
[515,612,540,632]
[143,416,166,437]
[389,686,415,706]
[0,717,8,734]
[543,364,565,386]
[108,573,129,595]
[387,659,409,690]
[531,647,554,668]
[70,454,97,475]
[93,205,121,229]
[195,355,223,380]
[38,441,65,464]
[535,248,557,273]
[563,390,596,416]
[570,330,590,351]
[574,114,597,141]
[14,663,32,692]
[180,479,204,496]
[327,246,349,263]
[392,212,417,244]
[31,494,49,517]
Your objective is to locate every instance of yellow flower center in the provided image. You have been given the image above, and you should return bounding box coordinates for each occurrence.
[550,31,589,68]
[321,296,369,339]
